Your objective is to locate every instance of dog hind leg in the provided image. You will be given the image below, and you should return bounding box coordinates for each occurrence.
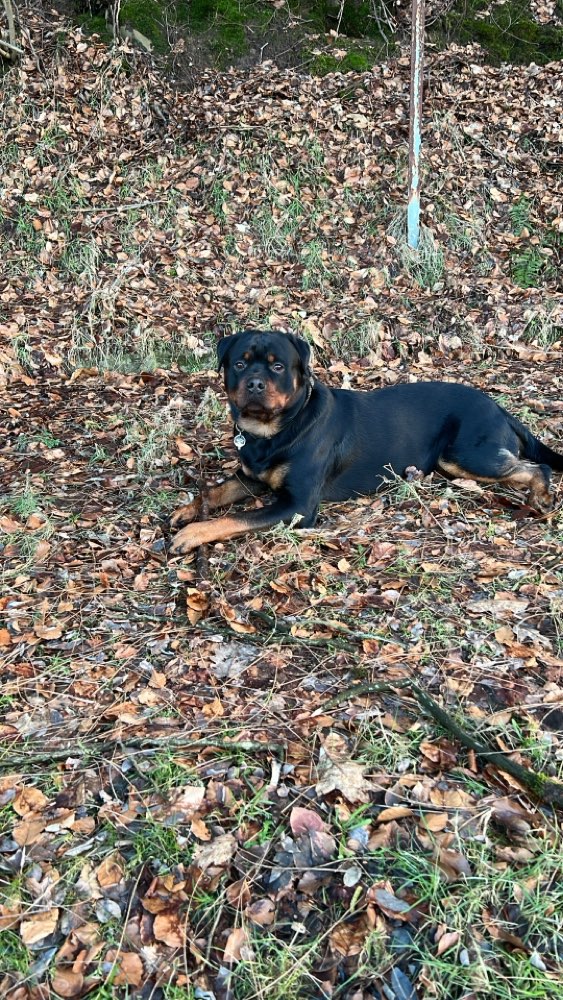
[439,447,552,510]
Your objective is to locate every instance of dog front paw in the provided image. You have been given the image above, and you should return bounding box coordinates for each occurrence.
[170,499,200,529]
[170,521,203,556]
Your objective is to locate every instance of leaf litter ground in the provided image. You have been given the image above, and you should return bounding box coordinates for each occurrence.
[1,9,563,1000]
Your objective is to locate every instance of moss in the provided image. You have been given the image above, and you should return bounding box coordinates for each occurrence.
[75,14,113,43]
[120,0,167,52]
[335,0,386,40]
[303,0,387,38]
[310,36,392,76]
[442,0,563,65]
[174,1,192,24]
[186,0,249,60]
[216,0,247,56]
[188,0,216,29]
[68,0,562,68]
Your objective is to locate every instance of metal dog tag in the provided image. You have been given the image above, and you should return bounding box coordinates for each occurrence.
[233,429,246,450]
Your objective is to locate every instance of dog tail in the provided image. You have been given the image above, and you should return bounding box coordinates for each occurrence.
[506,412,563,471]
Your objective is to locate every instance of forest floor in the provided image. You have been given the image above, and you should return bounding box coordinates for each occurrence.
[1,9,563,1000]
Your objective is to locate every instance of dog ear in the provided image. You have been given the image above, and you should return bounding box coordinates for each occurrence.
[216,335,234,372]
[286,333,312,372]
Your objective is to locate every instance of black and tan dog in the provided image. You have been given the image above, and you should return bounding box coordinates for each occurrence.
[170,329,563,553]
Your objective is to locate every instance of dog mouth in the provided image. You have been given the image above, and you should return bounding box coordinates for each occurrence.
[239,402,280,422]
[233,387,284,420]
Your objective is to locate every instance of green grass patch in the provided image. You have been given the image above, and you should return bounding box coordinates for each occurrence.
[369,843,563,999]
[0,930,30,977]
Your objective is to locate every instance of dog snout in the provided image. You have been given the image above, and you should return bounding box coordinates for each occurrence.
[246,375,266,396]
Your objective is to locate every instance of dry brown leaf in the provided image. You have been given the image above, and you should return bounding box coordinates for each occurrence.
[437,930,460,955]
[175,437,194,457]
[0,901,21,930]
[429,786,474,810]
[435,847,472,882]
[13,785,49,815]
[13,817,47,846]
[316,733,374,803]
[228,619,257,635]
[246,899,275,927]
[96,853,125,888]
[370,885,413,920]
[330,910,376,956]
[114,643,138,660]
[190,816,211,840]
[50,969,84,998]
[153,911,185,948]
[376,806,413,823]
[420,812,449,832]
[170,784,205,817]
[192,833,237,871]
[491,797,535,836]
[223,926,249,963]
[290,806,329,835]
[202,697,225,718]
[226,877,251,908]
[495,625,515,644]
[33,624,63,640]
[105,950,144,986]
[20,908,59,945]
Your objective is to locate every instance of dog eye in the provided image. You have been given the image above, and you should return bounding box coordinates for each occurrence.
[272,363,284,372]
[234,361,246,371]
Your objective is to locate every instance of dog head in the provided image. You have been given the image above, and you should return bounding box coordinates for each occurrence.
[216,329,312,437]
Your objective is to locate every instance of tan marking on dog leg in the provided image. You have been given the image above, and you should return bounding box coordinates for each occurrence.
[439,458,552,510]
[501,462,552,510]
[438,459,500,484]
[170,499,202,528]
[170,477,264,529]
[170,515,255,553]
[258,462,289,490]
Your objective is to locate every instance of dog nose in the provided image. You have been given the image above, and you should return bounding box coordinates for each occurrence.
[247,376,265,395]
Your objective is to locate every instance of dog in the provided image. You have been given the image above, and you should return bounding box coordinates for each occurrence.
[170,329,563,554]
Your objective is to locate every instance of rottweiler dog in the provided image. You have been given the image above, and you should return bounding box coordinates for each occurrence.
[170,329,563,553]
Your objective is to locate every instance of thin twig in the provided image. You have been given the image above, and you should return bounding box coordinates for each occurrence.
[196,485,210,583]
[76,198,171,214]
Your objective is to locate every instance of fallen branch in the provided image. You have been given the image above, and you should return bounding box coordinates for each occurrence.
[249,608,358,651]
[322,681,563,807]
[0,734,286,769]
[0,36,22,56]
